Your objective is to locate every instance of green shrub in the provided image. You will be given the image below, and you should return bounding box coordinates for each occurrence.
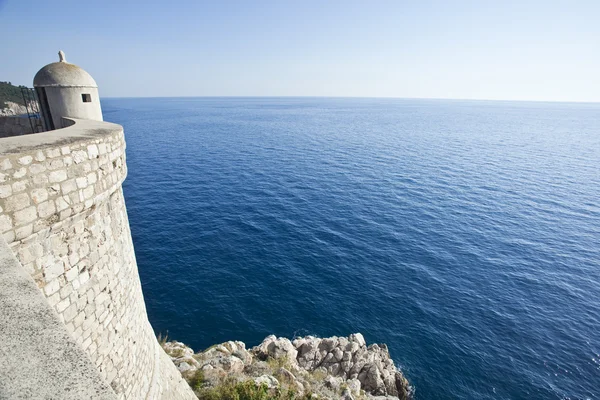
[189,370,205,391]
[266,356,292,371]
[195,378,312,400]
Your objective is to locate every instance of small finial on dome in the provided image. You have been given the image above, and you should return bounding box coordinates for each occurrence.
[58,50,66,63]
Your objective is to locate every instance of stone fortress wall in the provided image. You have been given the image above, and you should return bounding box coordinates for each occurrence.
[0,116,34,138]
[0,118,195,399]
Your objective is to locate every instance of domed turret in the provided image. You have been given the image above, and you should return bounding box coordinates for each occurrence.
[33,51,103,130]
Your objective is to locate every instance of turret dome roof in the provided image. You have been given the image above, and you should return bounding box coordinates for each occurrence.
[33,51,97,88]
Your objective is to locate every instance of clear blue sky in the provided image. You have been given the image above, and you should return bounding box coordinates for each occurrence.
[1,0,599,101]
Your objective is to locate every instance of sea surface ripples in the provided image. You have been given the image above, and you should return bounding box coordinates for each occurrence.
[103,98,600,399]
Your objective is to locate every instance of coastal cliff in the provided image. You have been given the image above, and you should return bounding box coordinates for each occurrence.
[163,333,411,400]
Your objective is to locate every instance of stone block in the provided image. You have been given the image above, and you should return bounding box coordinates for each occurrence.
[13,205,37,226]
[49,170,67,183]
[61,179,77,194]
[45,148,61,158]
[4,192,30,212]
[31,188,49,204]
[55,196,69,212]
[29,163,47,174]
[82,336,93,350]
[60,283,74,299]
[15,224,33,240]
[72,150,88,164]
[2,230,14,243]
[76,177,88,189]
[0,158,12,170]
[65,266,79,282]
[63,303,78,322]
[47,159,64,170]
[44,260,64,281]
[84,303,95,318]
[60,208,72,220]
[38,201,56,218]
[87,145,99,159]
[12,180,29,193]
[83,185,94,200]
[17,155,33,165]
[32,174,49,185]
[13,167,27,179]
[79,270,90,285]
[0,184,12,198]
[96,292,110,305]
[87,172,97,184]
[0,214,12,232]
[56,297,70,313]
[34,151,45,162]
[44,279,61,296]
[47,292,60,308]
[74,311,86,327]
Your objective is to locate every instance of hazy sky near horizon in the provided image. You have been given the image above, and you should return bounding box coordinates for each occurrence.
[1,0,599,101]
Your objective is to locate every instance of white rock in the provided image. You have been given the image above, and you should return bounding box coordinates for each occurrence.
[254,375,279,389]
[349,333,366,347]
[346,378,361,396]
[253,335,298,362]
[178,362,192,372]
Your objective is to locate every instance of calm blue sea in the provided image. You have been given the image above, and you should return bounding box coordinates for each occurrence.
[102,97,600,400]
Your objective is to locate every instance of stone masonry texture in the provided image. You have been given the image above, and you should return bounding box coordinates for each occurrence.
[0,116,34,138]
[0,119,195,399]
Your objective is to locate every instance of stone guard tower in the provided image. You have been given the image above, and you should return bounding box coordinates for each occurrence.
[34,51,103,131]
[0,52,196,399]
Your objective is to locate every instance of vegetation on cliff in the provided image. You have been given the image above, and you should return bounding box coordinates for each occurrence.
[162,334,412,400]
[191,377,312,400]
[0,81,26,109]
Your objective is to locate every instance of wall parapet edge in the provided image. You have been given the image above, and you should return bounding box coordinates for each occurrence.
[0,118,127,247]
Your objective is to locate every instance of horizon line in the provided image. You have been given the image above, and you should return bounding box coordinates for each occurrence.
[100,95,600,105]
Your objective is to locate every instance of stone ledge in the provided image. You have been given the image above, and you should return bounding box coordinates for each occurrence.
[0,118,123,155]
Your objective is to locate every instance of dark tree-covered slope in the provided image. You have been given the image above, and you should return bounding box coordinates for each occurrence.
[0,81,26,108]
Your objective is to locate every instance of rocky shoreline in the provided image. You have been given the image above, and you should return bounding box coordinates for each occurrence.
[162,333,411,399]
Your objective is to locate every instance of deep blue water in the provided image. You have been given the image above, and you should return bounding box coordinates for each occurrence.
[102,97,600,400]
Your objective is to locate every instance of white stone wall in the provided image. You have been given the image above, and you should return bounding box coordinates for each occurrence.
[0,122,195,399]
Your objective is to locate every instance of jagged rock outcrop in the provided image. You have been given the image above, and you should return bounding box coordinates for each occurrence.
[163,334,411,400]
